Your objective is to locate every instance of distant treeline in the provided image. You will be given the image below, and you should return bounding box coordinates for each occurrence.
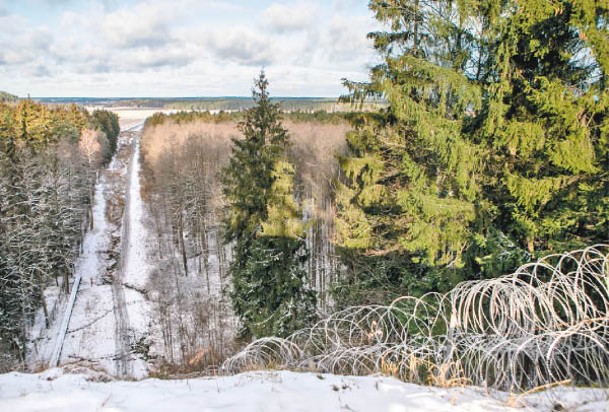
[144,109,362,128]
[0,91,18,103]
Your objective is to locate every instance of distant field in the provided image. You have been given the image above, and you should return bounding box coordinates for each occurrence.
[35,95,384,129]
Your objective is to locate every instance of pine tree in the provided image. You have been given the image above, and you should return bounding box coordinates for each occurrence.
[0,91,18,103]
[223,72,316,338]
[91,109,120,163]
[0,100,97,366]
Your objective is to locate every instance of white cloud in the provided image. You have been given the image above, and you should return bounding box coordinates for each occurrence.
[31,64,53,77]
[100,2,179,49]
[203,28,275,66]
[0,28,53,66]
[0,0,382,96]
[322,16,376,64]
[118,44,196,71]
[261,2,317,33]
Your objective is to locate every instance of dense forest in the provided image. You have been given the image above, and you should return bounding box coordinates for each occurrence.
[0,99,119,369]
[139,90,350,368]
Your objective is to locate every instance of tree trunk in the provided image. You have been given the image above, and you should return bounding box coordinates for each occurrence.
[40,287,49,328]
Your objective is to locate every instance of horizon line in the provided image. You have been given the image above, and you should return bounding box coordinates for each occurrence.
[30,96,345,100]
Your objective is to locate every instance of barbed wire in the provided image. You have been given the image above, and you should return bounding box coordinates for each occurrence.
[222,245,609,392]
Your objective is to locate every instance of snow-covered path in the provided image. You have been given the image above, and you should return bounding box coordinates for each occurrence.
[31,162,117,371]
[114,125,152,378]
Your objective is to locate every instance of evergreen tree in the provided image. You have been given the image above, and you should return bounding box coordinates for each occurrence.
[0,100,96,366]
[0,91,18,103]
[223,72,316,338]
[335,0,486,301]
[223,72,287,254]
[335,0,609,306]
[480,0,609,255]
[91,109,120,163]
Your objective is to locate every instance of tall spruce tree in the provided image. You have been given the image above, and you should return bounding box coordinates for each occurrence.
[480,0,609,255]
[335,0,486,302]
[335,0,609,306]
[223,72,316,338]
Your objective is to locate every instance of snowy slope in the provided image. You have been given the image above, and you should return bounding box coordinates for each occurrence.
[1,369,607,412]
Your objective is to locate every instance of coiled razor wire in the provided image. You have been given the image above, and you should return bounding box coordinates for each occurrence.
[222,245,609,392]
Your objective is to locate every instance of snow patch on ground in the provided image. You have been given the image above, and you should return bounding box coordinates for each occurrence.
[0,369,607,412]
[57,175,116,370]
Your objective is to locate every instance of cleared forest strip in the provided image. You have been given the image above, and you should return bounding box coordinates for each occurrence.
[113,123,153,379]
[32,121,151,376]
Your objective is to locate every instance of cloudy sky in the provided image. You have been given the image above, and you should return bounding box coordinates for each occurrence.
[0,0,381,97]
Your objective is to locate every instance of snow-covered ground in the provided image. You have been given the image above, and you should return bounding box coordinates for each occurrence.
[28,152,117,371]
[27,122,157,378]
[0,368,607,412]
[109,108,178,129]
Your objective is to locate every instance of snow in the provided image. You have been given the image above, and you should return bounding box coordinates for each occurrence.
[113,124,155,378]
[27,162,117,371]
[122,131,152,292]
[0,369,607,412]
[27,122,157,378]
[53,132,125,373]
